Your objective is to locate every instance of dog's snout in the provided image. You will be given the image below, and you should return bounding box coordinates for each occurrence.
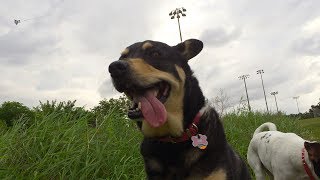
[108,60,129,77]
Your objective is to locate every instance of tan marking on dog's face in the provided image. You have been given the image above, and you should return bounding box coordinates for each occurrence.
[163,65,185,137]
[204,169,227,180]
[142,42,153,50]
[128,59,180,89]
[128,59,185,137]
[121,48,129,56]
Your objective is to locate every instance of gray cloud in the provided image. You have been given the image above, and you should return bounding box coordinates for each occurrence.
[292,34,320,56]
[199,27,241,47]
[1,0,320,115]
[0,28,59,65]
[98,78,116,98]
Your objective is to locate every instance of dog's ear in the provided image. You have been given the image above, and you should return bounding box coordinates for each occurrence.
[305,141,320,162]
[173,39,203,61]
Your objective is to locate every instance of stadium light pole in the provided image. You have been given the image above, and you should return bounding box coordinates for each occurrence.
[293,96,300,114]
[169,7,186,42]
[238,74,251,112]
[270,91,279,113]
[257,69,269,113]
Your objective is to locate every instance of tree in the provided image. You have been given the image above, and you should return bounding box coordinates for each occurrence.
[91,95,130,117]
[90,95,131,127]
[310,98,320,118]
[289,98,320,119]
[0,101,34,127]
[210,89,231,117]
[33,100,92,122]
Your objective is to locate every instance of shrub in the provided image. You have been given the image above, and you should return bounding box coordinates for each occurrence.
[33,100,93,122]
[0,101,34,127]
[90,96,131,127]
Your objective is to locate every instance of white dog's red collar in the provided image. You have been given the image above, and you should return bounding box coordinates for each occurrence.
[302,148,316,180]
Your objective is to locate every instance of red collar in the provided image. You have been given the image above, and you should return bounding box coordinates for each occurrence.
[302,148,316,180]
[158,111,203,143]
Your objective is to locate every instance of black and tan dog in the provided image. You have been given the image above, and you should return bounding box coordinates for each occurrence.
[108,39,250,179]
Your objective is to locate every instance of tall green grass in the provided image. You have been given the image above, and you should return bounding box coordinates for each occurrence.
[0,110,312,179]
[0,108,145,179]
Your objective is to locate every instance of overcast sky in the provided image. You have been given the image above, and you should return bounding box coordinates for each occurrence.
[1,0,319,114]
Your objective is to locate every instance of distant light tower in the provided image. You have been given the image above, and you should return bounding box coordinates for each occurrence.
[270,91,279,112]
[257,69,269,112]
[169,7,186,42]
[238,74,251,111]
[293,96,300,114]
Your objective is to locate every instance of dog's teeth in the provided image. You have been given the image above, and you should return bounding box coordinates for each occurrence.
[163,87,168,96]
[153,89,159,96]
[138,102,141,109]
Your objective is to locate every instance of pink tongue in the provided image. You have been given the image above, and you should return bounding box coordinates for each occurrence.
[136,91,167,128]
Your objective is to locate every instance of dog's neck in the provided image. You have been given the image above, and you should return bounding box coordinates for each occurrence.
[182,74,205,129]
[157,106,207,143]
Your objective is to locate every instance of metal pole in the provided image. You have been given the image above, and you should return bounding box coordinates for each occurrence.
[243,78,251,112]
[296,99,300,113]
[293,96,300,114]
[271,92,279,113]
[177,17,183,42]
[274,95,279,112]
[169,7,186,43]
[259,73,269,112]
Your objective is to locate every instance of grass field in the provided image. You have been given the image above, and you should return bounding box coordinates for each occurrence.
[297,117,320,140]
[0,110,315,179]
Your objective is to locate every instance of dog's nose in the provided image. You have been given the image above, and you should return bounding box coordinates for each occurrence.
[108,60,129,77]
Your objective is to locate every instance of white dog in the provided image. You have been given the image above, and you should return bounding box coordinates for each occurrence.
[247,122,320,180]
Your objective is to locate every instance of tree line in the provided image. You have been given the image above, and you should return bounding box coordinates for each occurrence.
[0,96,130,128]
[0,95,319,129]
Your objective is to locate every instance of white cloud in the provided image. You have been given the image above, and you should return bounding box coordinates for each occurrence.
[303,17,320,34]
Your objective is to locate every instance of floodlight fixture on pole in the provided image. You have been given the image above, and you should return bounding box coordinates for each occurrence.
[293,96,300,114]
[270,91,279,112]
[257,69,269,113]
[238,74,251,112]
[169,7,186,42]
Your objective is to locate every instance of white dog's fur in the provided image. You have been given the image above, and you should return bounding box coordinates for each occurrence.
[247,122,320,180]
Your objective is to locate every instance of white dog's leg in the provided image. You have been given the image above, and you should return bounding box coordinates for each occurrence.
[247,149,266,180]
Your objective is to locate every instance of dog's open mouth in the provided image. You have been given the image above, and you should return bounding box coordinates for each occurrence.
[126,81,170,127]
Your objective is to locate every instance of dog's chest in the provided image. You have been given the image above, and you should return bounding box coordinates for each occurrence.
[142,142,210,178]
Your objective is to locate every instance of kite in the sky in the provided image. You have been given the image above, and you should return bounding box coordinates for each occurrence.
[13,16,45,25]
[14,19,21,25]
[13,0,65,25]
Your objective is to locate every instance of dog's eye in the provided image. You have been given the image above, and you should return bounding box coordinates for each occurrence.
[151,51,160,57]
